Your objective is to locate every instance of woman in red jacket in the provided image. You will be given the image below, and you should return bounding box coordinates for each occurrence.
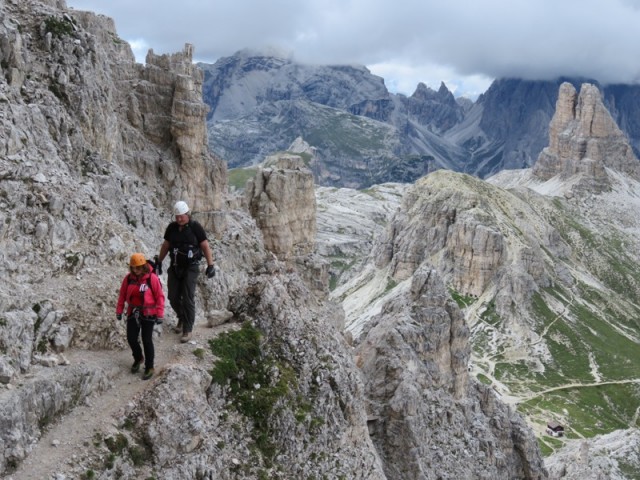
[116,253,165,380]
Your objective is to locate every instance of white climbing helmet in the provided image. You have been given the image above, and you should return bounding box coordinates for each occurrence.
[173,200,190,216]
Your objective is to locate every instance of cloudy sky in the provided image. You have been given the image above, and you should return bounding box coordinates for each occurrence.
[66,0,640,99]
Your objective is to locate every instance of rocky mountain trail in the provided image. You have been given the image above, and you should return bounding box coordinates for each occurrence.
[8,319,234,480]
[4,0,639,477]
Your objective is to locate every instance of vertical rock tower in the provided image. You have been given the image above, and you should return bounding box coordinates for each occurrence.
[533,82,640,188]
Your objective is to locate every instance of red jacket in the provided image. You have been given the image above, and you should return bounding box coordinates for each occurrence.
[116,271,165,318]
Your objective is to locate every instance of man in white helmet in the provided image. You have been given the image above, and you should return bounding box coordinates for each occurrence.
[156,200,215,343]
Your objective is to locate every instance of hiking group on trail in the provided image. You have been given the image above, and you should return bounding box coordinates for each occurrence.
[115,200,216,380]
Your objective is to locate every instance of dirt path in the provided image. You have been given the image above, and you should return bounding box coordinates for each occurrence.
[519,378,640,402]
[8,321,229,480]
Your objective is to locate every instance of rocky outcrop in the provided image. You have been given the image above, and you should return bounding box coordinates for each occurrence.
[373,171,556,303]
[0,0,229,472]
[245,155,317,259]
[139,44,225,218]
[546,428,640,479]
[356,266,546,479]
[244,154,332,299]
[104,267,386,479]
[403,81,465,133]
[533,82,640,189]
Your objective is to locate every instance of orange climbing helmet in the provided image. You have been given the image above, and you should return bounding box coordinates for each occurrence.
[129,253,147,267]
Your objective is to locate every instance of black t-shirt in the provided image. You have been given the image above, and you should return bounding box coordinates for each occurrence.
[164,220,207,266]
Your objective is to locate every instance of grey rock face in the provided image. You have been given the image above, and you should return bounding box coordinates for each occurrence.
[140,44,225,217]
[373,171,557,309]
[316,182,408,288]
[546,429,640,479]
[114,269,386,479]
[245,155,317,259]
[0,364,111,474]
[356,266,546,479]
[533,82,640,189]
[0,0,226,472]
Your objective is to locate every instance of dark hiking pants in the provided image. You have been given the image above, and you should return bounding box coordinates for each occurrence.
[126,316,155,370]
[167,263,199,333]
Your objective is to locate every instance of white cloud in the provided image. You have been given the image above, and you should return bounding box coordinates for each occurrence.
[67,0,640,99]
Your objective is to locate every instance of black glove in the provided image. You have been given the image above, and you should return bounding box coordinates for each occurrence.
[155,317,163,325]
[154,255,162,275]
[206,264,215,278]
[116,314,122,321]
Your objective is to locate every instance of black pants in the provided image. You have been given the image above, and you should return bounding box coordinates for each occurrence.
[126,316,155,370]
[167,263,199,333]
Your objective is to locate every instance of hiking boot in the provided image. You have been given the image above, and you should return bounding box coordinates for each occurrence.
[142,368,154,380]
[180,332,192,343]
[131,358,144,374]
[172,321,183,334]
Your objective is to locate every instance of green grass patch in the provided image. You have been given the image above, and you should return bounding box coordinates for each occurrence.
[520,383,640,439]
[449,288,476,309]
[531,291,561,329]
[567,302,640,380]
[303,108,390,155]
[476,373,492,385]
[385,277,398,293]
[228,168,258,190]
[495,360,531,389]
[470,329,491,356]
[193,348,205,360]
[537,435,564,457]
[619,460,640,479]
[104,433,128,454]
[480,300,501,326]
[209,322,297,464]
[44,16,75,38]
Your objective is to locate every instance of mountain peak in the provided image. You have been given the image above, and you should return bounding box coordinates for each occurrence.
[533,82,640,189]
[411,81,453,101]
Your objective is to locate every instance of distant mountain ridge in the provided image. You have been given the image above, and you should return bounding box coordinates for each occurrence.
[200,51,640,187]
[199,50,468,187]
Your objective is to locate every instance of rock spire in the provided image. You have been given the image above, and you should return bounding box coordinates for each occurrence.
[533,82,640,188]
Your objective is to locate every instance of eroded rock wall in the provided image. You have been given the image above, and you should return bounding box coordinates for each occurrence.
[245,155,317,260]
[533,82,640,188]
[356,266,546,479]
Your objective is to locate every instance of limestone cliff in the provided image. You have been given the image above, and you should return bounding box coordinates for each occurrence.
[357,266,545,479]
[0,0,229,473]
[339,173,552,478]
[245,155,316,259]
[533,82,640,190]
